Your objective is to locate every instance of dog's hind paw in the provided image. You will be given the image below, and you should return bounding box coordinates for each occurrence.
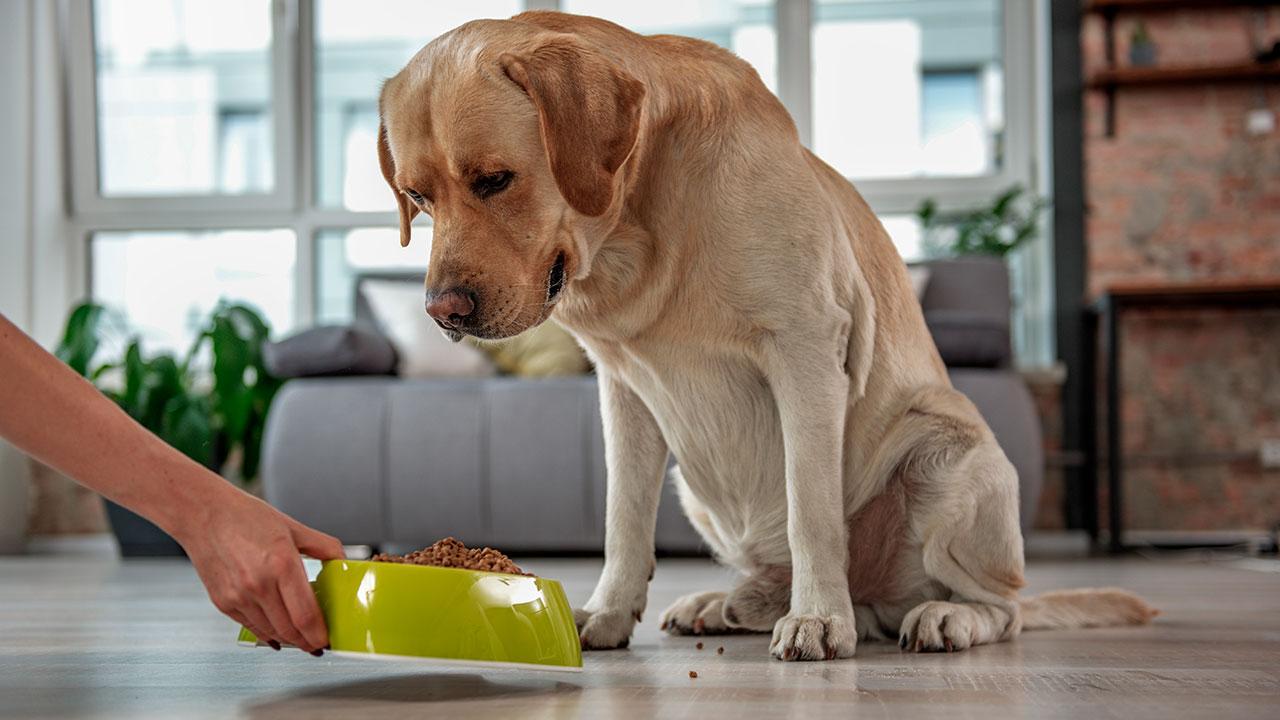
[898,601,981,653]
[769,612,857,661]
[659,591,735,635]
[575,607,637,650]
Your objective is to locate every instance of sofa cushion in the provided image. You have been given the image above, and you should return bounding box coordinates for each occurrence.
[925,309,1010,368]
[361,279,496,379]
[474,320,591,377]
[263,325,397,378]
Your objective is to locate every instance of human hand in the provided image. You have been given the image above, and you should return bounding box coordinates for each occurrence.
[175,486,344,654]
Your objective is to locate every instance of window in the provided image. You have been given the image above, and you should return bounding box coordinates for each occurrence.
[315,227,429,324]
[314,0,523,210]
[92,230,296,352]
[92,0,275,197]
[563,0,777,92]
[66,0,1050,365]
[811,0,1004,181]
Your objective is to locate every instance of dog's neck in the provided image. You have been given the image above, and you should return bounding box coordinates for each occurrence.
[553,57,804,344]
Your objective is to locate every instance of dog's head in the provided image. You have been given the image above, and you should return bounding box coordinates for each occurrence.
[377,20,645,340]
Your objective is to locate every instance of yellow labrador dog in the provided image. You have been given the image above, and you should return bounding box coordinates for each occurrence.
[378,11,1155,660]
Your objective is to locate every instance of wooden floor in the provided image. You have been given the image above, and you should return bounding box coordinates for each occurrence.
[1,553,1278,719]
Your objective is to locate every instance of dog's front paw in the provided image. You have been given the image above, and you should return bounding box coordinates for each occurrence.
[574,607,638,650]
[769,612,857,661]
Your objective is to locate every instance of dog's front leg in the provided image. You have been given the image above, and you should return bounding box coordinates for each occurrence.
[764,339,857,661]
[576,372,668,649]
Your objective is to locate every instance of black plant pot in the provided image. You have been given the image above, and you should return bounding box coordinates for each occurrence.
[1130,42,1157,67]
[104,500,186,558]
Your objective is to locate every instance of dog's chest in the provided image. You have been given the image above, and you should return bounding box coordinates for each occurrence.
[602,343,786,503]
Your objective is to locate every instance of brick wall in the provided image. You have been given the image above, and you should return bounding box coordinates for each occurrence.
[1082,6,1280,533]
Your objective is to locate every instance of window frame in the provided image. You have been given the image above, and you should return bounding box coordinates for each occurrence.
[66,0,299,214]
[64,0,1052,363]
[781,0,1038,214]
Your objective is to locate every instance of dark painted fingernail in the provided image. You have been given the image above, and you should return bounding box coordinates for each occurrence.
[311,649,324,657]
[268,640,281,651]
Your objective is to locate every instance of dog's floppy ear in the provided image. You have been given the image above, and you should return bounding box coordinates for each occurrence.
[377,121,419,247]
[500,39,645,217]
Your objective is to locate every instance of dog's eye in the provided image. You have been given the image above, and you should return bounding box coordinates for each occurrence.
[403,189,426,205]
[471,171,514,199]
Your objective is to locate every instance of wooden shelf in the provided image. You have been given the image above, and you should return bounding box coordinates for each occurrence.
[1087,61,1280,89]
[1100,276,1280,299]
[1085,0,1280,13]
[1085,0,1280,135]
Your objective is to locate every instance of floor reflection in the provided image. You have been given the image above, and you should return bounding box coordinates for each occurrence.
[243,672,583,718]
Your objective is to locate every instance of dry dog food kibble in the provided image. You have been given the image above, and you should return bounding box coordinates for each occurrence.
[696,642,704,650]
[688,671,698,679]
[716,646,724,655]
[372,537,528,576]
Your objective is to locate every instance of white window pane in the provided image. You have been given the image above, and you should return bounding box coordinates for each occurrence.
[813,0,1002,180]
[316,228,431,323]
[562,0,776,92]
[877,214,923,261]
[92,230,296,353]
[93,0,274,196]
[315,0,522,210]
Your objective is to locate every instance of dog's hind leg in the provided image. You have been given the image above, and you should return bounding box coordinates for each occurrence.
[660,469,759,635]
[662,571,791,635]
[869,386,1027,653]
[660,590,732,635]
[898,599,1018,652]
[722,570,790,631]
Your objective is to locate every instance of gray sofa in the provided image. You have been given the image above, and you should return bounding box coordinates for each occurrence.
[262,256,1042,553]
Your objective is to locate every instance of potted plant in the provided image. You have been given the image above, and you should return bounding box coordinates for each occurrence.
[54,302,281,556]
[916,185,1048,260]
[1129,20,1157,67]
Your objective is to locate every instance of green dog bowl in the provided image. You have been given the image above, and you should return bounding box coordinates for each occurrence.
[237,559,582,672]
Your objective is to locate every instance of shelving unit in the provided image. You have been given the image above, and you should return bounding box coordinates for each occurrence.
[1087,62,1280,90]
[1085,0,1280,11]
[1083,0,1280,136]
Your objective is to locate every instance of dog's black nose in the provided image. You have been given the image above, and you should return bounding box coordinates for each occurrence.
[425,288,477,329]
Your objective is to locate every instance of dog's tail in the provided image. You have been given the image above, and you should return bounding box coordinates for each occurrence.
[1018,588,1159,631]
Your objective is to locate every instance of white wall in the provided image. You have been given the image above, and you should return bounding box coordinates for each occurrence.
[0,0,74,552]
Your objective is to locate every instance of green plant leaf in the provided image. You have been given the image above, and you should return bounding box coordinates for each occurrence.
[160,393,214,468]
[54,303,107,377]
[206,315,253,441]
[191,302,279,484]
[990,186,1023,220]
[916,198,937,228]
[137,354,184,431]
[116,341,147,420]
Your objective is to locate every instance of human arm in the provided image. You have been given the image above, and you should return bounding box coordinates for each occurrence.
[0,314,342,653]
